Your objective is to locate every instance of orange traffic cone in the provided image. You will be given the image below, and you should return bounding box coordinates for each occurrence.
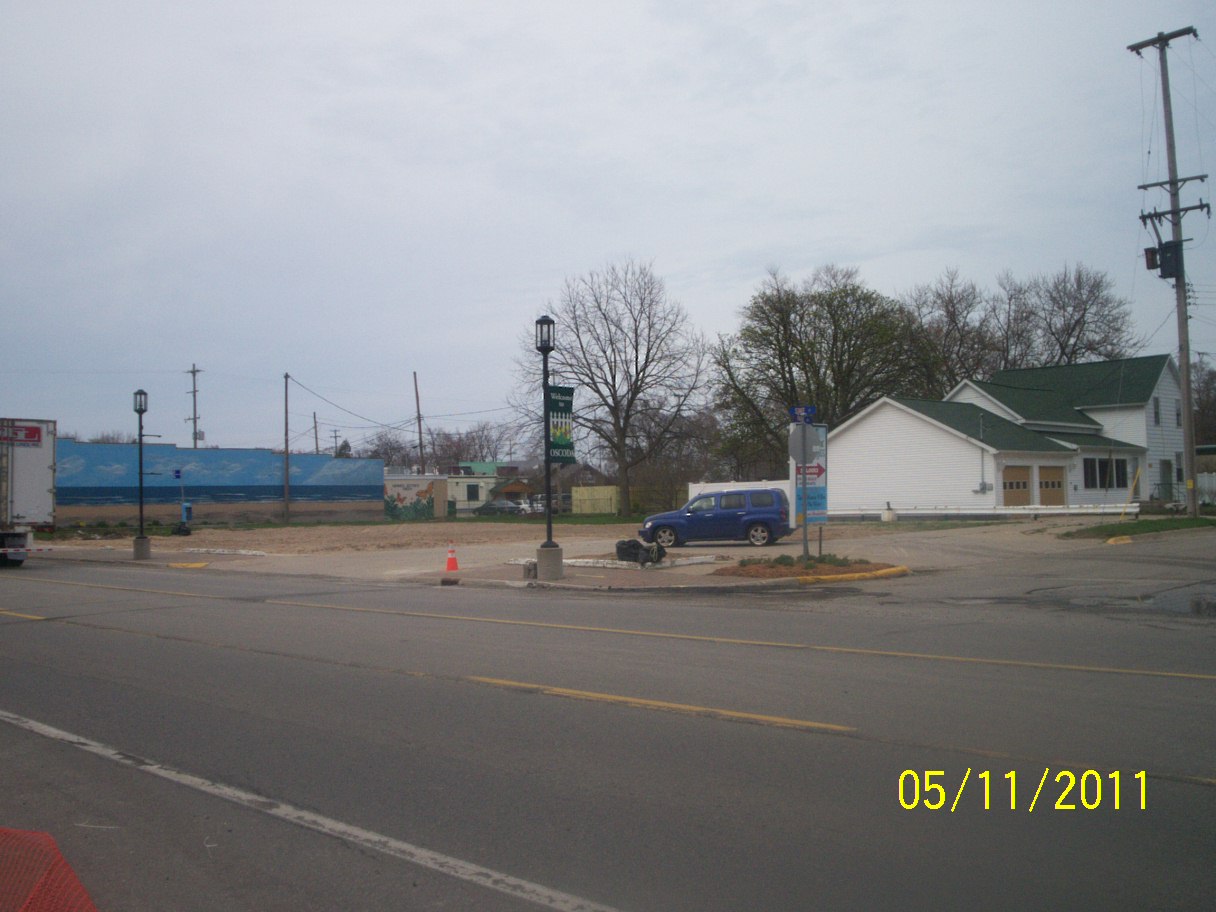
[445,542,460,572]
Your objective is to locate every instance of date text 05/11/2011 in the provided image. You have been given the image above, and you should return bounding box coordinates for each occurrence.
[898,769,1147,812]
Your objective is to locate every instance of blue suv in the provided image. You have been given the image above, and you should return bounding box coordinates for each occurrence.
[639,488,791,547]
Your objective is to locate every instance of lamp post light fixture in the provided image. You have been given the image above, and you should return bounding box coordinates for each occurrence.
[133,389,151,560]
[534,315,563,580]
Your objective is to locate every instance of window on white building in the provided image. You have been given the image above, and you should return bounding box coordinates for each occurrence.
[1083,457,1128,490]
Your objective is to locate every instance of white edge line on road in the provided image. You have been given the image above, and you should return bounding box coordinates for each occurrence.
[0,709,623,912]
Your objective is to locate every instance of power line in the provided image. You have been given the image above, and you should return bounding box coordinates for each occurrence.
[287,374,514,430]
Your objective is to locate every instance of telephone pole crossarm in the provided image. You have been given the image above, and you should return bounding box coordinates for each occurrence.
[1127,27,1197,55]
[1139,200,1211,227]
[1138,174,1206,193]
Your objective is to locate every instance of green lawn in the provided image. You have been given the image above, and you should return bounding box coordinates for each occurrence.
[1061,516,1216,539]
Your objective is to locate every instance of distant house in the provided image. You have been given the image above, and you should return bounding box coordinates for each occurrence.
[443,462,529,513]
[829,355,1183,512]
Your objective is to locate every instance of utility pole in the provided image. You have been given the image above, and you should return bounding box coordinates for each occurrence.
[1130,27,1209,519]
[283,373,290,523]
[413,371,426,474]
[330,429,340,455]
[313,412,319,454]
[185,363,203,448]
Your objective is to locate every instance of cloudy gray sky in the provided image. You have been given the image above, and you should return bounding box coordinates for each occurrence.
[4,1,1214,453]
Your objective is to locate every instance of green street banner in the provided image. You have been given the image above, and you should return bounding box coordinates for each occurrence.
[547,385,576,464]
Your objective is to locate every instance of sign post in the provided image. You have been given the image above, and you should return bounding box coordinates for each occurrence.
[789,407,828,561]
[788,407,815,561]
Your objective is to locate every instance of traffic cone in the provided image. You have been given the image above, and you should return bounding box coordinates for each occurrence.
[445,542,460,572]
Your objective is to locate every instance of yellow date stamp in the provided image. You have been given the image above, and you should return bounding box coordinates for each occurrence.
[898,768,1147,812]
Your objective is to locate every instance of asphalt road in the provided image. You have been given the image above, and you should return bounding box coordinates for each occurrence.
[1,527,1214,911]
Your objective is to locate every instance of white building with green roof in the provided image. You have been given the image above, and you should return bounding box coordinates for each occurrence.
[828,355,1184,513]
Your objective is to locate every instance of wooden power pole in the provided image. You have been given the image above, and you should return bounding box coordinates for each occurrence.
[186,363,203,448]
[414,371,426,475]
[1129,27,1209,519]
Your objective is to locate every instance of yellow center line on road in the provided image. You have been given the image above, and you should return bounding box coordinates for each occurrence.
[268,603,1216,683]
[466,676,855,733]
[7,575,1215,683]
[0,575,234,602]
[0,609,45,620]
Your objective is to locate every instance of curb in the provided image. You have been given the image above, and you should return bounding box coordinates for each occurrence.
[431,574,813,594]
[798,565,910,584]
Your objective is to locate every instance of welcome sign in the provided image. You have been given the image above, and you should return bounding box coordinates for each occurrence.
[547,385,576,464]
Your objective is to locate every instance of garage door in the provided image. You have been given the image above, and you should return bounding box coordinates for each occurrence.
[1002,465,1031,507]
[1038,466,1065,506]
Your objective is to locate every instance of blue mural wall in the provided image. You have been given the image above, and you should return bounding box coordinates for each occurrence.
[57,440,383,506]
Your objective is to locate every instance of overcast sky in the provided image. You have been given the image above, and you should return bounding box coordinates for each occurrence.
[4,1,1214,453]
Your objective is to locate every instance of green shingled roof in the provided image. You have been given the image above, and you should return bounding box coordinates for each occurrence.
[987,355,1170,408]
[892,399,1073,452]
[968,380,1100,428]
[1043,432,1142,450]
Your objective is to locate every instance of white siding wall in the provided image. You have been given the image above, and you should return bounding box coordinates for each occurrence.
[945,385,1022,421]
[830,402,999,511]
[1061,451,1143,507]
[1143,369,1185,492]
[1073,406,1148,501]
[1086,405,1147,448]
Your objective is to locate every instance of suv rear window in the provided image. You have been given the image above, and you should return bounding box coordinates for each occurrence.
[750,491,776,508]
[721,493,745,509]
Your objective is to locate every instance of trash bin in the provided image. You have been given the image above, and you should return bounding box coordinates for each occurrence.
[181,502,193,523]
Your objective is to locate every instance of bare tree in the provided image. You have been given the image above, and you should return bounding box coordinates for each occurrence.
[904,268,996,394]
[357,429,415,468]
[1193,357,1216,449]
[982,271,1041,372]
[516,260,708,515]
[426,421,516,468]
[911,265,1139,377]
[1027,264,1141,365]
[87,430,137,443]
[628,410,728,512]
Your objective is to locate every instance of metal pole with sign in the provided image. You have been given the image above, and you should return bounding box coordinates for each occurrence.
[798,422,806,560]
[788,406,815,562]
[789,409,828,561]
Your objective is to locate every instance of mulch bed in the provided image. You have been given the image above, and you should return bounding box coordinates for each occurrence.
[712,560,895,579]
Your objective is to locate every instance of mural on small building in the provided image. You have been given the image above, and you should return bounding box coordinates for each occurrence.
[384,477,447,520]
[56,439,383,505]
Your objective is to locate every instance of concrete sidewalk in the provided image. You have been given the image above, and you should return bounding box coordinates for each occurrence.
[31,517,1115,591]
[39,537,818,591]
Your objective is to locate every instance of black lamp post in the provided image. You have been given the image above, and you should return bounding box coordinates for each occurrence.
[535,315,557,550]
[133,389,150,560]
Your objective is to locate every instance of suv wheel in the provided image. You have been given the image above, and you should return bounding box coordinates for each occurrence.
[654,526,678,548]
[746,523,771,546]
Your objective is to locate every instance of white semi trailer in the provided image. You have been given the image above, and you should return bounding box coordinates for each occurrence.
[1,418,56,566]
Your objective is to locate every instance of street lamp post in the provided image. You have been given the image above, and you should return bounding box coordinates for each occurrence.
[534,315,563,580]
[133,389,151,560]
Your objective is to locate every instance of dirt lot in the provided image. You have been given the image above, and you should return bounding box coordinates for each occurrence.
[58,520,647,554]
[55,518,908,556]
